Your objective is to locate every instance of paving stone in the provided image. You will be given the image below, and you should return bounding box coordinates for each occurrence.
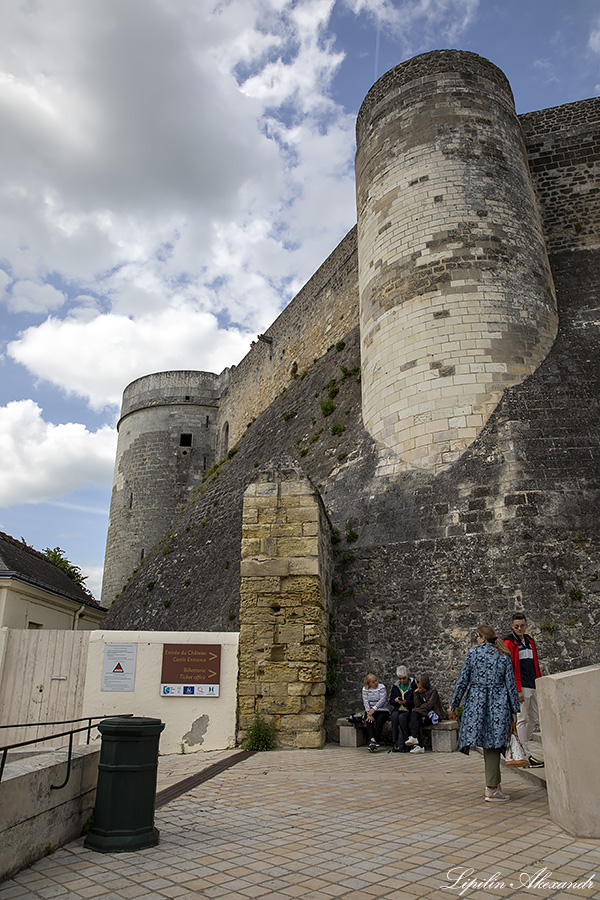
[2,748,599,899]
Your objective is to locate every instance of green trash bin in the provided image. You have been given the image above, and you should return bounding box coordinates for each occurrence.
[84,716,165,853]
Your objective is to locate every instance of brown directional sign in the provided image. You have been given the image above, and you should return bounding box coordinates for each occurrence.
[161,644,221,685]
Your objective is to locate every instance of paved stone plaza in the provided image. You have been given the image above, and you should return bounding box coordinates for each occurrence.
[1,746,599,900]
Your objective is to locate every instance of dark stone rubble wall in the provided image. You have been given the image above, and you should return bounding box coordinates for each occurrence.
[103,88,600,740]
[325,245,600,730]
[105,246,600,737]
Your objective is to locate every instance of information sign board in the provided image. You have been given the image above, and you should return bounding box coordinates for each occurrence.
[101,643,137,692]
[160,644,221,697]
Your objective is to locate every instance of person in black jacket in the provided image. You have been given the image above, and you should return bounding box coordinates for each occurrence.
[405,674,445,753]
[389,665,416,752]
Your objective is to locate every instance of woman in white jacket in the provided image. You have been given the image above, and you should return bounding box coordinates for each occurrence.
[362,673,390,752]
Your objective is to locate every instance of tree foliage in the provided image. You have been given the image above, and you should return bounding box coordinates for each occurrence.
[43,546,88,588]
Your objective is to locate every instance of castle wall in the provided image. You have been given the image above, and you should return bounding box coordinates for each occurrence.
[218,228,359,451]
[102,54,600,721]
[101,371,224,605]
[521,97,600,254]
[216,93,599,462]
[355,50,558,473]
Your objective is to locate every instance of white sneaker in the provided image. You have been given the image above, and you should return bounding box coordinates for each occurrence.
[405,735,419,746]
[409,745,424,753]
[485,787,510,802]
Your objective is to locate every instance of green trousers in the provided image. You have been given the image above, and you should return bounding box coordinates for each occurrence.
[483,748,502,788]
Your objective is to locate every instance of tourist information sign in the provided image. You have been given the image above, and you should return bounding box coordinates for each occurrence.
[160,643,221,696]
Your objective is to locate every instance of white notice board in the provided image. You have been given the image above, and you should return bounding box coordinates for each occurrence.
[101,643,137,692]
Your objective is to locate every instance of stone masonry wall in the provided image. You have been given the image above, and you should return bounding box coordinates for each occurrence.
[356,50,557,473]
[324,242,600,733]
[216,93,598,468]
[521,97,600,254]
[237,460,332,749]
[102,57,600,747]
[218,228,359,452]
[101,370,224,605]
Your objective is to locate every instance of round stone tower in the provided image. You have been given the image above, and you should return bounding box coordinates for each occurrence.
[101,370,224,605]
[356,50,558,472]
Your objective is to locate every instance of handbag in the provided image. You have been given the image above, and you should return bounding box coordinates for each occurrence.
[347,714,365,729]
[505,722,530,767]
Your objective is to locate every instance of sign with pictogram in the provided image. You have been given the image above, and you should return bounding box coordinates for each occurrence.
[101,643,137,691]
[160,644,221,697]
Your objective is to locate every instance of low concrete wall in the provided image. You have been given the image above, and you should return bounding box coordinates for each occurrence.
[537,663,600,838]
[0,744,99,881]
[82,631,239,754]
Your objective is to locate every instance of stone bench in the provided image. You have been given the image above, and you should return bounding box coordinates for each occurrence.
[337,717,458,752]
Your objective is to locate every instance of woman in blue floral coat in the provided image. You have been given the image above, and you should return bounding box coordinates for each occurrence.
[449,625,520,803]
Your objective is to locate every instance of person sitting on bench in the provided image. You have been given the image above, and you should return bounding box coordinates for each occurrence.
[362,673,390,752]
[389,665,416,752]
[405,674,445,753]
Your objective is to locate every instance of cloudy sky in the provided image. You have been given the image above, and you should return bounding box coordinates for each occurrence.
[1,0,599,599]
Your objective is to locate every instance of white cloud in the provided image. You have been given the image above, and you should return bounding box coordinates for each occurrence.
[1,0,356,412]
[589,20,600,55]
[241,0,343,112]
[0,0,363,512]
[532,58,560,86]
[0,269,10,299]
[8,305,253,409]
[5,279,66,314]
[343,0,479,52]
[0,400,117,507]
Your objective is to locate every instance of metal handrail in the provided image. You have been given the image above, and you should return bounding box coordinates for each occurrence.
[0,714,133,788]
[0,715,117,730]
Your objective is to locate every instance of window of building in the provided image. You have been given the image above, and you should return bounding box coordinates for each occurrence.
[180,433,192,447]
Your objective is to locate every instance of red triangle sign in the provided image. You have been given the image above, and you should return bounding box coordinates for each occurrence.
[113,662,124,672]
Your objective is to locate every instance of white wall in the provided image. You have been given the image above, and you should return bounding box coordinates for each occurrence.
[0,581,105,630]
[82,631,239,755]
[537,664,600,838]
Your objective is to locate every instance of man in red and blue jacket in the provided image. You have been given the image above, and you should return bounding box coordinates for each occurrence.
[504,612,544,767]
